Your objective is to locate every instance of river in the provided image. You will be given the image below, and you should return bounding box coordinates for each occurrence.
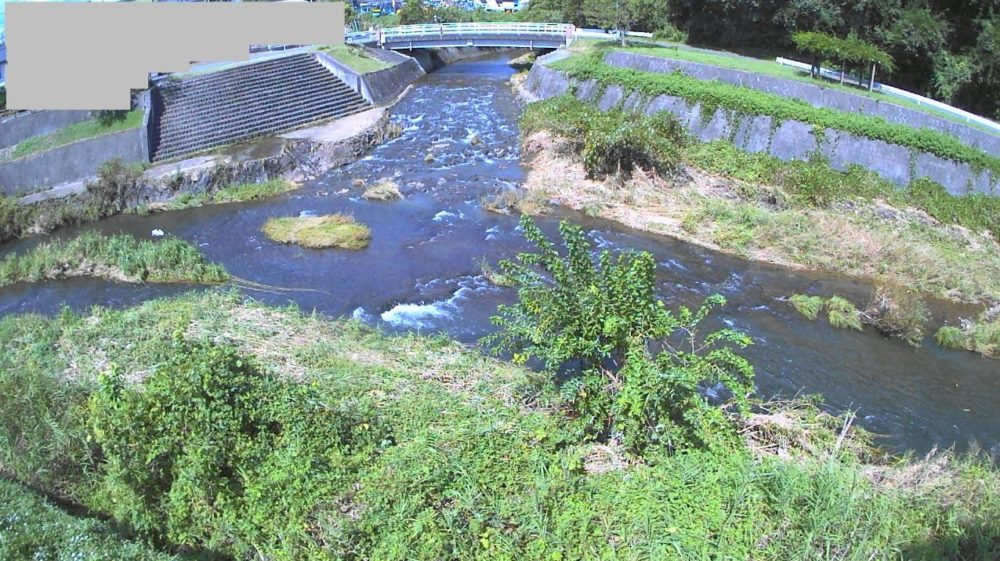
[1,54,997,456]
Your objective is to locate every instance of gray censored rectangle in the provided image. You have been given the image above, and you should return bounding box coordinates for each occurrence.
[6,2,345,110]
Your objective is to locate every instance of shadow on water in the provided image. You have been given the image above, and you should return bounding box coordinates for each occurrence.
[0,54,998,457]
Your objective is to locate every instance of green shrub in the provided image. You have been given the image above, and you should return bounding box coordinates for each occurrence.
[485,216,754,453]
[905,178,1000,238]
[790,294,825,320]
[522,96,686,179]
[0,479,174,561]
[935,325,967,350]
[653,24,688,43]
[582,115,681,178]
[520,94,599,149]
[0,195,38,243]
[0,312,95,497]
[90,339,388,558]
[826,296,863,331]
[86,158,144,217]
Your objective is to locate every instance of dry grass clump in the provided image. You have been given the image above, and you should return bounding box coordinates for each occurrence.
[739,400,877,462]
[482,189,551,216]
[384,122,404,140]
[862,284,930,346]
[479,259,515,287]
[362,179,403,201]
[262,214,370,250]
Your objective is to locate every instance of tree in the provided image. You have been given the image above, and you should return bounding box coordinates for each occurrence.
[485,217,755,453]
[774,0,843,32]
[397,0,431,25]
[793,30,894,89]
[582,0,662,46]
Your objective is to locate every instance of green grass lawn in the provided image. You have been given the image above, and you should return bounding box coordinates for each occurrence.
[319,45,391,74]
[614,42,1000,138]
[3,109,144,162]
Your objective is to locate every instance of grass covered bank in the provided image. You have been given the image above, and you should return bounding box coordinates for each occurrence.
[0,231,228,287]
[149,179,299,212]
[0,110,145,162]
[550,49,1000,177]
[518,96,1000,312]
[1,289,999,560]
[0,160,298,245]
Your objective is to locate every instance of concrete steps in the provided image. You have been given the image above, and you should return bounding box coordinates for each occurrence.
[150,53,371,162]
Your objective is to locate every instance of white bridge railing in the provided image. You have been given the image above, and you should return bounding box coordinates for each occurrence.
[352,22,575,47]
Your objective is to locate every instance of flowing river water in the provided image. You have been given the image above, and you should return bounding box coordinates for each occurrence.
[1,55,997,456]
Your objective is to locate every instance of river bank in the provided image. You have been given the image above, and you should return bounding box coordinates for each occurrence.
[511,90,1000,356]
[1,52,995,457]
[1,289,998,560]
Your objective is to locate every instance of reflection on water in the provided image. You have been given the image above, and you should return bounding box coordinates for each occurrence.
[1,54,998,456]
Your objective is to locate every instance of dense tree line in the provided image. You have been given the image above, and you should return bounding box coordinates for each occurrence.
[525,0,1000,119]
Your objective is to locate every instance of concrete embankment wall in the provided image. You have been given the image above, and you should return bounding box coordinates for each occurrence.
[604,51,1000,158]
[410,46,520,73]
[0,110,95,150]
[0,93,151,197]
[316,49,425,107]
[523,61,1000,197]
[86,111,392,210]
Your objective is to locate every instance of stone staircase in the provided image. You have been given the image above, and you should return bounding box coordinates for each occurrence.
[150,53,370,162]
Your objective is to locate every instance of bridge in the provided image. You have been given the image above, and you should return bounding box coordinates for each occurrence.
[347,22,575,50]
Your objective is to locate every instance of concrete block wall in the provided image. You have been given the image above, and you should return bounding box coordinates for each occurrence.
[0,110,95,150]
[604,51,1000,158]
[523,61,1000,197]
[0,126,148,197]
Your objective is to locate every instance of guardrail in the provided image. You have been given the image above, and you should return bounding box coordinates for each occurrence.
[776,56,1000,136]
[355,22,575,48]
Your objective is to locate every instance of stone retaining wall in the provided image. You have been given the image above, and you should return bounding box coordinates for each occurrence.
[0,110,95,150]
[0,125,148,197]
[523,61,999,197]
[604,51,1000,158]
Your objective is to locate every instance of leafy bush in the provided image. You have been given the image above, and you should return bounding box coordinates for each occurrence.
[95,110,129,127]
[0,480,173,561]
[582,115,681,178]
[522,95,686,179]
[90,339,388,558]
[653,23,688,43]
[790,294,825,320]
[86,158,145,217]
[0,195,38,243]
[0,312,95,497]
[485,216,754,453]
